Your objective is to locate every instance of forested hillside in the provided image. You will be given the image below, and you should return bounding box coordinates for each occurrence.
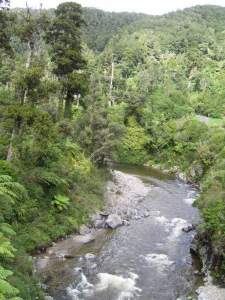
[0,2,225,299]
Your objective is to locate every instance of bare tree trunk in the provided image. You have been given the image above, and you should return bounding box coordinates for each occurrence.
[76,94,80,108]
[23,41,32,105]
[109,55,115,107]
[7,127,15,161]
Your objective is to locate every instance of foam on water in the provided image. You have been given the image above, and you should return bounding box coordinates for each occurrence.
[67,272,93,300]
[95,272,141,299]
[67,272,141,300]
[184,190,197,206]
[168,218,188,241]
[154,215,169,224]
[143,253,174,272]
[184,197,196,205]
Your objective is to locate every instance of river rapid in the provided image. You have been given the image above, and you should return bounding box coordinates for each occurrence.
[35,165,225,300]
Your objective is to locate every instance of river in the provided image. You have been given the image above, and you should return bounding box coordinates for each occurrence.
[35,165,225,300]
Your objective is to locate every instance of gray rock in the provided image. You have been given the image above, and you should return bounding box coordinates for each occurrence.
[144,210,150,218]
[178,172,187,182]
[84,253,96,260]
[91,213,103,222]
[99,211,109,217]
[182,224,195,233]
[194,270,202,276]
[123,220,130,226]
[94,219,105,229]
[106,214,123,229]
[45,296,54,300]
[79,225,91,235]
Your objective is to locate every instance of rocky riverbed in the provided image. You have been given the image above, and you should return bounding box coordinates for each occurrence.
[35,165,225,300]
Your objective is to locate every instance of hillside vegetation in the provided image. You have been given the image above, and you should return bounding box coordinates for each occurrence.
[0,3,225,298]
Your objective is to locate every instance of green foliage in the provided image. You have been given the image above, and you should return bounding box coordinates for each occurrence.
[0,1,225,295]
[46,2,87,118]
[82,8,147,51]
[0,174,25,299]
[52,194,70,211]
[115,117,149,164]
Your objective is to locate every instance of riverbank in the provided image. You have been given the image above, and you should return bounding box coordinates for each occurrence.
[9,167,107,300]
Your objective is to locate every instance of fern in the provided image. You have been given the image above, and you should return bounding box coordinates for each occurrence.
[0,279,19,296]
[0,267,22,300]
[0,175,27,203]
[34,169,67,187]
[0,233,15,258]
[52,194,71,211]
[0,175,13,183]
[0,224,16,237]
[0,267,12,280]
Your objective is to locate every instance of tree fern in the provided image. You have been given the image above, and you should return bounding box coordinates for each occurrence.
[0,232,15,258]
[0,223,16,237]
[0,175,27,203]
[0,267,12,280]
[0,278,21,298]
[34,169,67,187]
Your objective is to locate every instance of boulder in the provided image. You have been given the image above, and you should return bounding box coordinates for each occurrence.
[106,214,123,229]
[94,219,106,229]
[91,213,103,223]
[182,224,196,233]
[99,211,110,217]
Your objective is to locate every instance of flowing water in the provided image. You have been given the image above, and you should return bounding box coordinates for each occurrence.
[35,165,222,300]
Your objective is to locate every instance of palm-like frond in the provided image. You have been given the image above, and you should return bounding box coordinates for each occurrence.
[0,175,27,203]
[0,233,15,258]
[34,169,67,187]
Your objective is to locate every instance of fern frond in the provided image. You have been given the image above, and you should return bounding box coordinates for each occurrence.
[35,170,67,187]
[0,279,19,296]
[0,233,15,258]
[0,175,13,183]
[0,267,12,280]
[0,223,16,237]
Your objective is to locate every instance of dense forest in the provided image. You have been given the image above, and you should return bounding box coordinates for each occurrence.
[0,1,225,299]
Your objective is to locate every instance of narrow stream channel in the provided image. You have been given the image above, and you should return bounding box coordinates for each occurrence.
[36,165,207,300]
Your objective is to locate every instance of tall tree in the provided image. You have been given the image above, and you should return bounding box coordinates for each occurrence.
[46,2,87,119]
[0,8,12,56]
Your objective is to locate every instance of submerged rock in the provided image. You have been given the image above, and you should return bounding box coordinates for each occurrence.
[182,224,196,233]
[106,214,123,229]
